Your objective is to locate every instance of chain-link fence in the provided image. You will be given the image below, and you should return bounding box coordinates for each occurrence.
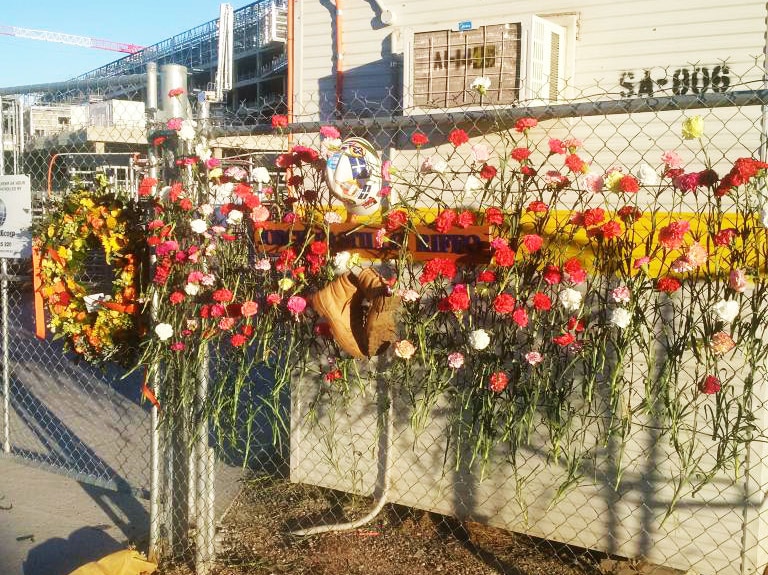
[0,78,153,525]
[3,58,768,575]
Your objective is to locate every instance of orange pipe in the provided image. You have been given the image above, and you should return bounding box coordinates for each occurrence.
[335,0,344,114]
[47,153,60,197]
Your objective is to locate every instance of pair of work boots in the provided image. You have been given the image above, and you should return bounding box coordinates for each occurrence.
[311,268,400,358]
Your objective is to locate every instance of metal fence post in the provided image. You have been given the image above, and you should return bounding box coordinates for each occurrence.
[1,258,9,454]
[146,60,165,564]
[194,93,216,574]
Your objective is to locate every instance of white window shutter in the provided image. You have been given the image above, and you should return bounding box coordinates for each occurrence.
[525,16,566,104]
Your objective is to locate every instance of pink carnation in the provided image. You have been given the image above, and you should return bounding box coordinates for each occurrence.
[286,295,307,316]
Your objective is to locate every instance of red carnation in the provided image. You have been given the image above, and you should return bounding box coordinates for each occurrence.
[510,147,532,162]
[434,209,457,233]
[271,115,288,129]
[514,117,537,133]
[324,369,343,383]
[493,293,516,314]
[542,265,562,285]
[477,270,496,283]
[656,276,682,293]
[601,220,623,240]
[457,210,476,228]
[527,201,548,214]
[658,220,690,250]
[617,205,642,224]
[138,177,157,197]
[169,291,185,305]
[494,246,516,267]
[411,131,429,147]
[512,307,529,327]
[448,128,469,147]
[385,209,409,231]
[488,371,509,392]
[567,317,585,332]
[553,333,576,346]
[582,207,606,227]
[532,292,552,311]
[565,154,587,173]
[419,258,457,284]
[441,284,470,312]
[230,334,247,347]
[563,258,586,284]
[310,240,328,256]
[548,139,566,154]
[522,234,543,252]
[485,207,504,225]
[619,175,640,193]
[713,228,738,246]
[699,375,721,394]
[479,164,497,180]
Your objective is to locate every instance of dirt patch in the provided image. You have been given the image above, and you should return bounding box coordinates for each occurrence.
[160,474,621,575]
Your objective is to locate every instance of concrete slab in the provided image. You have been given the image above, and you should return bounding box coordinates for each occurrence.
[0,457,149,575]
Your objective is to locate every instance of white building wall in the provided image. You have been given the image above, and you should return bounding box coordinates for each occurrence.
[294,0,766,118]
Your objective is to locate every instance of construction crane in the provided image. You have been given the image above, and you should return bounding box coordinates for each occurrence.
[0,25,144,54]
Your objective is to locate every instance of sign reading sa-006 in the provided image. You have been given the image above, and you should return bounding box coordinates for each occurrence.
[0,175,32,259]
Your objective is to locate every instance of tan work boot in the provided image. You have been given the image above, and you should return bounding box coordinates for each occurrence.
[311,273,366,358]
[356,267,400,357]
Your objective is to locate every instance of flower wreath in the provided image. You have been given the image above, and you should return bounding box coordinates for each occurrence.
[36,183,144,365]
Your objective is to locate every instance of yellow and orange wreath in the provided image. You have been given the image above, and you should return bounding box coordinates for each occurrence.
[35,182,144,364]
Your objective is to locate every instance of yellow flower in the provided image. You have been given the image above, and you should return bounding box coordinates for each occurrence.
[278,277,295,291]
[682,116,704,139]
[57,246,72,261]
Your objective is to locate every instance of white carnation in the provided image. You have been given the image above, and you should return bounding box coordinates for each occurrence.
[610,308,632,329]
[184,283,200,296]
[470,76,492,95]
[464,174,485,194]
[333,251,351,272]
[154,323,174,341]
[178,119,197,142]
[712,299,739,323]
[468,329,491,351]
[195,144,212,163]
[227,209,244,225]
[190,219,208,234]
[252,166,271,184]
[324,211,343,224]
[635,162,659,186]
[559,287,583,311]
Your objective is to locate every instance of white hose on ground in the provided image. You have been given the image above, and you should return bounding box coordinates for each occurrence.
[291,376,393,536]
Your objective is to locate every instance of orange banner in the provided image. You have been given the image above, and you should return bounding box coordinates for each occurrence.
[256,223,493,263]
[32,244,46,339]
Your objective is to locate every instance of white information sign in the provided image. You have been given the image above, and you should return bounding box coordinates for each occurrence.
[0,175,33,259]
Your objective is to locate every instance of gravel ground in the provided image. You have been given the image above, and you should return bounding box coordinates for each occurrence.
[160,474,622,575]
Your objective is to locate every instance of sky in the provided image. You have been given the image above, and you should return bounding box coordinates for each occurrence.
[0,1,257,88]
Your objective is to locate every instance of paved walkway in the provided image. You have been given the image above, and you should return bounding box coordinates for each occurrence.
[0,457,150,575]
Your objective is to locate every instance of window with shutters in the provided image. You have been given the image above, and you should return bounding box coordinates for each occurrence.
[406,16,569,109]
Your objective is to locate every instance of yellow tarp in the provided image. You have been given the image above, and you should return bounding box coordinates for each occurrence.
[67,549,157,575]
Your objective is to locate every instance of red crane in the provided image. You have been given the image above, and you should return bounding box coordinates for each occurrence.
[0,24,144,54]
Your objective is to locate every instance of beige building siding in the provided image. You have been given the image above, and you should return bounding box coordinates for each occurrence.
[294,1,766,118]
[290,3,768,573]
